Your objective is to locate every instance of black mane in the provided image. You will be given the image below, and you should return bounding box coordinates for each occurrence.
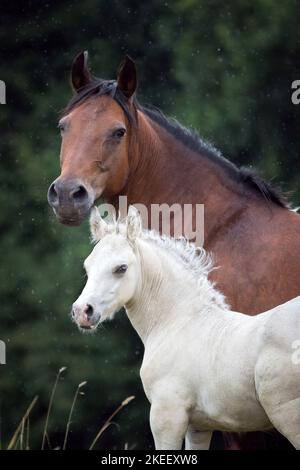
[63,78,290,209]
[63,78,135,123]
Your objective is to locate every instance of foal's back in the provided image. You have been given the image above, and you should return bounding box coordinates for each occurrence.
[253,296,300,447]
[255,295,300,396]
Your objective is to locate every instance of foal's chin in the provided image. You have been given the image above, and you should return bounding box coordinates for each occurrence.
[77,321,100,334]
[76,315,104,334]
[78,325,98,334]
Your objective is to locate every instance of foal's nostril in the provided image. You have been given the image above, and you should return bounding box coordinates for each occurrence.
[71,185,88,202]
[84,304,94,318]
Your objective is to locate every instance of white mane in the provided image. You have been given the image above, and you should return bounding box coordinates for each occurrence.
[141,230,229,310]
[93,214,229,311]
[144,230,212,279]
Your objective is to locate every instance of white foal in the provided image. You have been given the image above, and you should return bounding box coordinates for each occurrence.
[72,206,300,450]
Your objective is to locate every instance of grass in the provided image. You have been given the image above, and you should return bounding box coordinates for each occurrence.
[3,367,135,450]
[7,396,38,450]
[41,366,67,449]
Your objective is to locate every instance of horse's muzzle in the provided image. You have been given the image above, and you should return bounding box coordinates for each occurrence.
[47,177,94,225]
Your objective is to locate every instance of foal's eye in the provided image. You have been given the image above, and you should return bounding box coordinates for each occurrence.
[112,128,126,139]
[113,264,128,275]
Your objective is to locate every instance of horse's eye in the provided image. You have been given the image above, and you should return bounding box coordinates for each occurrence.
[113,264,128,274]
[58,123,65,133]
[112,128,126,139]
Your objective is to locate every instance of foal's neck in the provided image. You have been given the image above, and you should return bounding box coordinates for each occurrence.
[125,239,217,345]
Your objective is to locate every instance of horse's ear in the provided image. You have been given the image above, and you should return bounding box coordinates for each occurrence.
[126,206,142,242]
[117,55,137,100]
[71,51,92,92]
[90,206,108,242]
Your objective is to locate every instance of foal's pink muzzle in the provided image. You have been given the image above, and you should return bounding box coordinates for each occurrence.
[72,303,97,330]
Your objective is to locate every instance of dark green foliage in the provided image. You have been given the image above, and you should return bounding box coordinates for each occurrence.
[0,0,299,449]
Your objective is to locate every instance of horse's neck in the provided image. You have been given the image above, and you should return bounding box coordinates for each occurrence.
[121,111,247,244]
[125,239,220,345]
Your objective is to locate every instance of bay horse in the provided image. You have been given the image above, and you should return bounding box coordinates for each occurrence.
[72,206,300,450]
[48,51,300,449]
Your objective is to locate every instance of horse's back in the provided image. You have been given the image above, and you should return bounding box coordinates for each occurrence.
[212,207,300,316]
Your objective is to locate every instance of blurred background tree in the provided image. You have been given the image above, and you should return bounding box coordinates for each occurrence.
[0,0,299,449]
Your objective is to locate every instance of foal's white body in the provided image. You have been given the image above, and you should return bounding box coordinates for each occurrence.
[73,207,300,450]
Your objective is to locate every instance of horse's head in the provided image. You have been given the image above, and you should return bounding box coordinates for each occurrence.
[48,52,137,225]
[72,206,142,331]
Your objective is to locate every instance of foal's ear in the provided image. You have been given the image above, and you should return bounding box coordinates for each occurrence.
[126,206,142,242]
[117,55,137,100]
[90,206,108,242]
[71,51,93,92]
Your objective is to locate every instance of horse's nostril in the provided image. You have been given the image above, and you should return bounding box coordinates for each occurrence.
[48,182,58,204]
[85,304,93,318]
[71,185,88,201]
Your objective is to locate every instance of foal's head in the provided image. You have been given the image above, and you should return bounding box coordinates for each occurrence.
[48,52,137,225]
[72,206,142,331]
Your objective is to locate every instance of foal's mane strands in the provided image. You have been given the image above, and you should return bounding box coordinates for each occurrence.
[92,214,228,311]
[63,77,290,209]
